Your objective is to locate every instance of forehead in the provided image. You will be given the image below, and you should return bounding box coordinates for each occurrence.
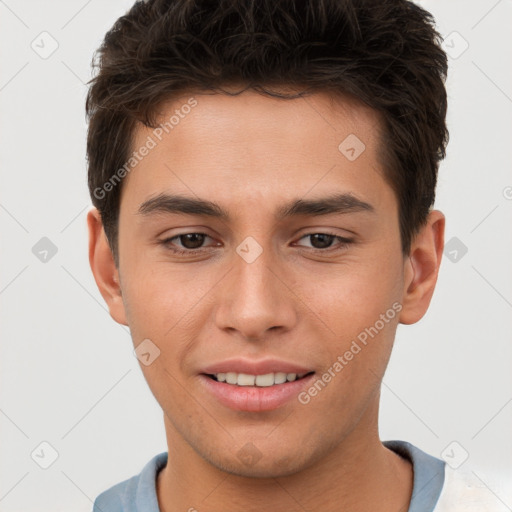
[121,89,391,216]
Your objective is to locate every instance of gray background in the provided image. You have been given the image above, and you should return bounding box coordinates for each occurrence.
[1,0,511,510]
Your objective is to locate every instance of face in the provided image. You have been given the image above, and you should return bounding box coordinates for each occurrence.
[98,90,418,477]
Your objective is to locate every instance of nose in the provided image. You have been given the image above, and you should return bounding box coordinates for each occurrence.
[214,241,297,342]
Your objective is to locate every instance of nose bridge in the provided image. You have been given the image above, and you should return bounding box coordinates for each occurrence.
[215,236,296,339]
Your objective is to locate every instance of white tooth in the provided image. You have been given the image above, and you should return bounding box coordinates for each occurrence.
[226,372,238,384]
[297,373,307,379]
[220,372,299,386]
[237,373,256,386]
[255,373,275,387]
[274,372,287,384]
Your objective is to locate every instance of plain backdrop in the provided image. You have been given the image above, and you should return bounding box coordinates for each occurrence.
[1,1,511,510]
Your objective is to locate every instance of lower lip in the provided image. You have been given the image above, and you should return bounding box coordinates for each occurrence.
[198,374,315,412]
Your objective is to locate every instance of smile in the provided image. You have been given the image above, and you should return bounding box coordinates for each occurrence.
[208,372,313,386]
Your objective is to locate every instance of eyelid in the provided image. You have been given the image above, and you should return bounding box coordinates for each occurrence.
[161,232,218,249]
[293,232,353,251]
[160,230,353,256]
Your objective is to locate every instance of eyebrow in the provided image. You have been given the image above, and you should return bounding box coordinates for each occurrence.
[137,192,375,220]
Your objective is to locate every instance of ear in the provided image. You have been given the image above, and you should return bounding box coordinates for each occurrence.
[87,207,128,326]
[399,210,445,325]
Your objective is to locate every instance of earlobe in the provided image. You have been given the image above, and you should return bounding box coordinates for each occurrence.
[399,210,445,325]
[87,208,128,326]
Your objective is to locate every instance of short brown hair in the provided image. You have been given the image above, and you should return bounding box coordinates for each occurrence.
[86,0,448,264]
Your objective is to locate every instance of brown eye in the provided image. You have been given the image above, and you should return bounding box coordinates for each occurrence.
[308,233,336,249]
[160,232,217,255]
[177,233,207,249]
[294,232,353,254]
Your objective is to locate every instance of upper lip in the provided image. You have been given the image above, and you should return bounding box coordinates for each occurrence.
[201,358,314,376]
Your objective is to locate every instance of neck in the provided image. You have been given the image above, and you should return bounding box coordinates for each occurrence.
[156,398,413,512]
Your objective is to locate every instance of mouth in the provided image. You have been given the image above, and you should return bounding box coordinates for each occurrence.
[204,371,315,387]
[199,369,316,412]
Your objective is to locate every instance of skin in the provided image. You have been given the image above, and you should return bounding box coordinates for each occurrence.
[88,89,445,512]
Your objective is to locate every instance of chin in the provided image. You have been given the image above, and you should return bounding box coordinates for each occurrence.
[201,441,322,479]
[214,456,308,479]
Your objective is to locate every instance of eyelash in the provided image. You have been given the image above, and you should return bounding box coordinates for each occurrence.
[160,232,353,256]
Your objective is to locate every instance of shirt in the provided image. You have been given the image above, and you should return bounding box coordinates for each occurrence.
[92,440,501,511]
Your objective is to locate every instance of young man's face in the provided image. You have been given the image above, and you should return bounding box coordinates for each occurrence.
[89,90,443,478]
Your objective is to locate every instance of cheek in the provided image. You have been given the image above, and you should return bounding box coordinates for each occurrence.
[120,251,189,319]
[295,268,401,425]
[295,253,403,406]
[119,262,218,364]
[301,257,402,334]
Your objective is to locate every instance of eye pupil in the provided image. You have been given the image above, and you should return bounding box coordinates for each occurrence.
[180,233,205,249]
[310,234,335,249]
